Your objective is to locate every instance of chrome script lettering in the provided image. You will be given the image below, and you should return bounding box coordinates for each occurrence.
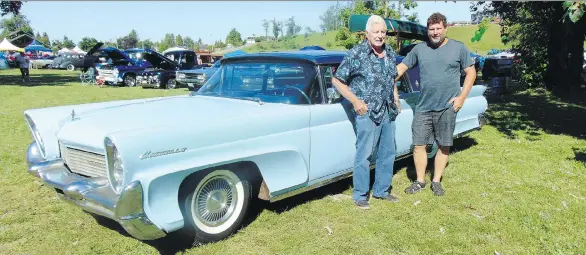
[139,148,187,160]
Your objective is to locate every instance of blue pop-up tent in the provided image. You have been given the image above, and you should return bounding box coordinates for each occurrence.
[25,39,51,52]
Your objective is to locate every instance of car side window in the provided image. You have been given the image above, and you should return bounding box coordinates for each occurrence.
[320,65,343,104]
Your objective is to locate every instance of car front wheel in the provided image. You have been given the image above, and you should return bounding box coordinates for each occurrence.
[181,169,253,244]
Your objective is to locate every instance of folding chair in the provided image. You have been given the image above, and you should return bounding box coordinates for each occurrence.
[80,67,96,85]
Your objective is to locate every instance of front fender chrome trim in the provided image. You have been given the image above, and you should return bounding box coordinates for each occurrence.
[26,141,45,167]
[115,181,167,240]
[29,159,167,240]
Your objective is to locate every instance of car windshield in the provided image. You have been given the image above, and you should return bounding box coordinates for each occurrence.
[195,59,318,105]
[125,51,143,61]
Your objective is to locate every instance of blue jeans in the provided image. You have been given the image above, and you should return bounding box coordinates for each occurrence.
[352,112,397,201]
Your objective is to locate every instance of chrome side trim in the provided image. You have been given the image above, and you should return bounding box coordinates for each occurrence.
[269,164,375,203]
[270,172,353,202]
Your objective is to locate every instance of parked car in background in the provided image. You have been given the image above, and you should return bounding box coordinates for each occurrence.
[29,56,55,69]
[137,49,197,89]
[96,47,151,86]
[176,60,221,91]
[162,47,198,70]
[23,50,488,244]
[481,57,514,80]
[51,53,87,71]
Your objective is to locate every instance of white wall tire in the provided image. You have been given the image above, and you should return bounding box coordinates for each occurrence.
[182,169,253,243]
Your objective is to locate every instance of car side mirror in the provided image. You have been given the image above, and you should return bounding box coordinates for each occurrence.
[326,87,340,103]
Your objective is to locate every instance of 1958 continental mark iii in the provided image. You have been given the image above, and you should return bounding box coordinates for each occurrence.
[23,17,487,244]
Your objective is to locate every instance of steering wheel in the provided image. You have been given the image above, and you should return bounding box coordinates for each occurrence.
[281,85,311,104]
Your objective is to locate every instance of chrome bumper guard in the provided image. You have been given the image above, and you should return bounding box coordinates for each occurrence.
[26,142,166,240]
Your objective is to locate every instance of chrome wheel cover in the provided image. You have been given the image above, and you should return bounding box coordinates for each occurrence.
[167,79,176,89]
[193,175,238,227]
[125,76,136,86]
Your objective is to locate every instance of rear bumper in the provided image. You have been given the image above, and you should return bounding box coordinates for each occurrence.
[27,142,166,240]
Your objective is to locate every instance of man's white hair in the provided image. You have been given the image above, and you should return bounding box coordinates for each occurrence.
[365,15,387,32]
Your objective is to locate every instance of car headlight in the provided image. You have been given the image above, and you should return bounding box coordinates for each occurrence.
[105,138,124,193]
[25,114,46,158]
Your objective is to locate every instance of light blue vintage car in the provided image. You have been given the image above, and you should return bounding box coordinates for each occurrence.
[24,50,488,244]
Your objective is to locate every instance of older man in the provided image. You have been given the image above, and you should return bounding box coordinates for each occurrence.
[396,12,477,196]
[332,15,400,209]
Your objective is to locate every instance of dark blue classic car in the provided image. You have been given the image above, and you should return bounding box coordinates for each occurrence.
[96,47,151,87]
[137,49,198,89]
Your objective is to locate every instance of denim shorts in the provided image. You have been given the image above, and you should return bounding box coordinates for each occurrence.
[412,107,457,146]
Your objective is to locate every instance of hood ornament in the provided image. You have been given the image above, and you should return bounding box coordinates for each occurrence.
[71,109,79,121]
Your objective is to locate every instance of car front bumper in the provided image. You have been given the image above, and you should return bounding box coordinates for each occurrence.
[26,141,166,241]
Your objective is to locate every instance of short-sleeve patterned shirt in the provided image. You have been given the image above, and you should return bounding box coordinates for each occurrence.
[334,40,398,124]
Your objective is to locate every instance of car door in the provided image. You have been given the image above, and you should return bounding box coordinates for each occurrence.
[307,65,415,182]
[307,65,356,182]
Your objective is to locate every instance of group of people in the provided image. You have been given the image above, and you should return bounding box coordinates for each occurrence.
[332,13,477,209]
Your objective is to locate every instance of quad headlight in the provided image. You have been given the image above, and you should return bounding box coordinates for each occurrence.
[105,137,124,193]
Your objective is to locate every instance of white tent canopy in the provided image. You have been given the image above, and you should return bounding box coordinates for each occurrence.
[72,46,86,54]
[0,38,24,52]
[58,48,71,54]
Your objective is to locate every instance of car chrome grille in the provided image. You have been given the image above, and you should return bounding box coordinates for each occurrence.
[61,145,107,178]
[184,73,202,79]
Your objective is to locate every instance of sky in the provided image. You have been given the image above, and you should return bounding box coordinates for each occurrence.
[19,1,475,45]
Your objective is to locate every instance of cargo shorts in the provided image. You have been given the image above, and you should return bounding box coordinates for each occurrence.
[412,107,457,147]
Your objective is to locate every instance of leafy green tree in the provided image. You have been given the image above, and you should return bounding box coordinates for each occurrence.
[175,34,183,46]
[225,28,242,46]
[1,1,22,16]
[61,35,75,49]
[262,19,270,39]
[0,14,33,38]
[78,37,99,51]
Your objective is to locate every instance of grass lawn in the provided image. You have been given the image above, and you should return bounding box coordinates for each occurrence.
[1,69,585,254]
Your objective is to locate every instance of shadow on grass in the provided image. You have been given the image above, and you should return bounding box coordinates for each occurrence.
[0,73,78,87]
[403,136,478,182]
[573,147,586,165]
[485,89,586,140]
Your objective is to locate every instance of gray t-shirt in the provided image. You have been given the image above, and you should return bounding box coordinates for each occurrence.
[402,39,475,112]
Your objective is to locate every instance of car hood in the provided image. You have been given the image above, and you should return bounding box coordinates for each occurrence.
[100,47,135,63]
[142,50,178,70]
[56,95,273,151]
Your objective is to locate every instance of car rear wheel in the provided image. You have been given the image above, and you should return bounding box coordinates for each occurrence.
[66,64,75,71]
[166,78,177,89]
[181,169,253,244]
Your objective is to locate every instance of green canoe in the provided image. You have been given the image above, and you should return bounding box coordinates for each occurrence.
[348,14,428,41]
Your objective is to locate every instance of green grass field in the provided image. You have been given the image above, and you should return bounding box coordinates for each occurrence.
[1,69,585,254]
[245,24,509,55]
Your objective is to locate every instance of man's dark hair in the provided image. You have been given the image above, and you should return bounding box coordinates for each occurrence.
[427,12,447,28]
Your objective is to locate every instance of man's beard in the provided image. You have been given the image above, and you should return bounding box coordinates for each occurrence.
[428,35,445,48]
